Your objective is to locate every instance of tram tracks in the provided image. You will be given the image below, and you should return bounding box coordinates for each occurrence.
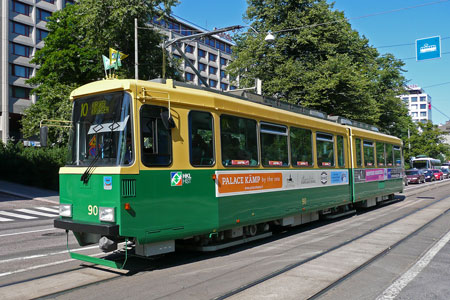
[2,181,450,299]
[215,184,450,299]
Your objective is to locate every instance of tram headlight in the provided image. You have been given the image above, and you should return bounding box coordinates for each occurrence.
[59,204,72,217]
[99,207,115,222]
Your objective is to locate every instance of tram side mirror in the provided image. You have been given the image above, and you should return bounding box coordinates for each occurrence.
[160,111,176,129]
[40,126,48,147]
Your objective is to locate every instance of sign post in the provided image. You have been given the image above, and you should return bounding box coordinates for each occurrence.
[416,36,441,61]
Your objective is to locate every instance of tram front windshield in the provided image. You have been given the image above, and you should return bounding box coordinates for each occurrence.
[67,91,133,166]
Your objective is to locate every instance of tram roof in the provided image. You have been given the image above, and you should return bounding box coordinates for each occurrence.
[71,78,398,140]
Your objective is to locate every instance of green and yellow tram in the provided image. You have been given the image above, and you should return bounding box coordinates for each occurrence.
[54,78,403,267]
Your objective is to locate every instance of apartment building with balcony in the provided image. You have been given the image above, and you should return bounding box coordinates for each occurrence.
[399,85,432,123]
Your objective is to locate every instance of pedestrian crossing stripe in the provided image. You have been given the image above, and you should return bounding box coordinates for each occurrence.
[0,206,60,222]
[0,211,37,219]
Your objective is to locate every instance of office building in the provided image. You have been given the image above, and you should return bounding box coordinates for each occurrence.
[1,0,74,143]
[151,16,237,92]
[399,85,432,123]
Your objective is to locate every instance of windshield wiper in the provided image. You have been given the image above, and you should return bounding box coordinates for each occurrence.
[80,152,100,184]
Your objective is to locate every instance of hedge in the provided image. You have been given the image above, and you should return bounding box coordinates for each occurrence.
[0,142,67,191]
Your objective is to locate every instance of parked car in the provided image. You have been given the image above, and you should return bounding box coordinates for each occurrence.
[405,169,425,184]
[423,170,435,182]
[432,169,444,181]
[441,168,449,179]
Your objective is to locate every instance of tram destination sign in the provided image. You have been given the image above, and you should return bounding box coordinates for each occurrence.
[416,36,441,61]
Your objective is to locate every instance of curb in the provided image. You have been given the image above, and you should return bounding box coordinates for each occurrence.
[0,190,59,205]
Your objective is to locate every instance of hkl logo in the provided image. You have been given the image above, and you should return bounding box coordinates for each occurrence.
[171,172,183,186]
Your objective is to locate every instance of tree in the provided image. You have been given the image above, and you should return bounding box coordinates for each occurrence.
[228,0,408,133]
[405,121,450,163]
[22,0,179,144]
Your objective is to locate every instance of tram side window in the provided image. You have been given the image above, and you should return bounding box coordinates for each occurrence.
[140,105,172,166]
[316,133,334,167]
[355,138,362,167]
[376,142,385,167]
[260,122,288,167]
[363,140,375,167]
[290,127,313,167]
[393,146,402,166]
[220,115,258,166]
[386,144,394,166]
[189,111,214,166]
[337,135,345,167]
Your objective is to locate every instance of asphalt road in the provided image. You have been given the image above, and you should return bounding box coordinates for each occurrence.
[0,181,450,299]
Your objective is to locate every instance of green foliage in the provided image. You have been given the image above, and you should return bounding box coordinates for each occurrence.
[22,0,180,142]
[0,142,67,190]
[228,0,408,134]
[404,121,450,163]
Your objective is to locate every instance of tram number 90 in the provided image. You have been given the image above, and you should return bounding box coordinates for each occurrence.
[88,205,98,216]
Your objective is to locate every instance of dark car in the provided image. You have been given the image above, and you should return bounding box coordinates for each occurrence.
[441,168,449,179]
[405,169,425,184]
[423,170,435,182]
[432,169,444,181]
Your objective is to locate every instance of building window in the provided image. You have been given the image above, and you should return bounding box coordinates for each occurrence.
[44,0,55,3]
[209,66,217,75]
[230,86,237,90]
[12,43,31,57]
[209,53,217,62]
[209,79,217,88]
[168,22,180,33]
[220,70,226,79]
[411,112,418,117]
[185,72,195,82]
[181,26,192,36]
[226,45,231,54]
[11,86,31,99]
[198,49,206,58]
[38,9,52,22]
[12,1,30,16]
[220,83,228,90]
[11,64,32,78]
[185,45,194,53]
[198,63,206,72]
[411,97,417,102]
[173,54,181,60]
[220,57,227,66]
[420,112,427,117]
[12,22,31,36]
[420,96,426,102]
[37,29,49,41]
[420,104,426,109]
[411,104,418,110]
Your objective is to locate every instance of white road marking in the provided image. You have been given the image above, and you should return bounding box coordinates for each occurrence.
[15,208,58,218]
[0,250,110,278]
[0,245,98,264]
[376,229,450,300]
[34,206,59,213]
[0,216,13,222]
[0,228,56,238]
[0,211,37,219]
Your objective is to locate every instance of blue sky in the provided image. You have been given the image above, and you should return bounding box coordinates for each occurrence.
[172,0,450,125]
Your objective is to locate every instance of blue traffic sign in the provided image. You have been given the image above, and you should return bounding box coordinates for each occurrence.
[416,36,441,61]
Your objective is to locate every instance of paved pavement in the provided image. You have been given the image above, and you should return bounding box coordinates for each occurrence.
[0,180,59,204]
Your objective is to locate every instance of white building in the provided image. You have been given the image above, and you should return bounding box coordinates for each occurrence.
[399,85,432,123]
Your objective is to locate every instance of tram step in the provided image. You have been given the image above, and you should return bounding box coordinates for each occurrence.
[323,209,356,220]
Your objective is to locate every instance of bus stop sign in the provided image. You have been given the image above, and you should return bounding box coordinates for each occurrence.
[416,36,441,61]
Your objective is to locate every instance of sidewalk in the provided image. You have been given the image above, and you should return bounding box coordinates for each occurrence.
[0,180,59,204]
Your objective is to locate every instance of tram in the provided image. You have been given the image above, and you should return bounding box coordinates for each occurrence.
[54,78,404,268]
